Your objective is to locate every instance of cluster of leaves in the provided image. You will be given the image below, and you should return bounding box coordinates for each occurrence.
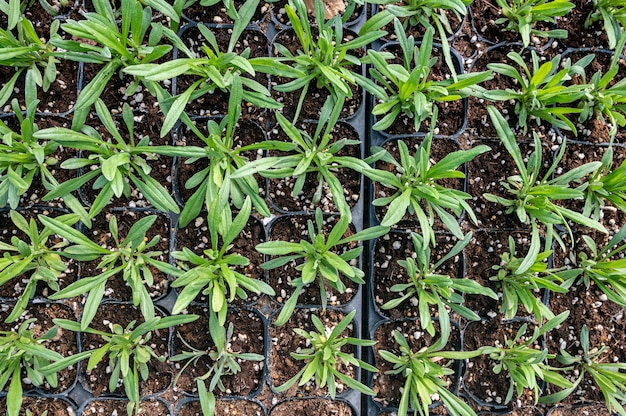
[4,0,626,415]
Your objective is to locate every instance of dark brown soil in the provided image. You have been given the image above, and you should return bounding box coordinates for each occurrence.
[269,398,354,415]
[0,396,76,416]
[172,305,264,396]
[80,303,172,397]
[267,121,362,213]
[80,397,171,415]
[178,398,265,416]
[548,404,612,416]
[269,308,356,397]
[266,214,359,308]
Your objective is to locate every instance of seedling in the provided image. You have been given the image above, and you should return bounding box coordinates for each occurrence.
[0,211,79,323]
[561,225,626,307]
[362,22,491,132]
[171,198,275,326]
[581,145,626,220]
[362,0,469,81]
[274,310,377,398]
[484,106,606,272]
[233,95,370,218]
[256,209,389,326]
[493,0,574,47]
[0,18,61,108]
[50,0,177,129]
[378,318,481,416]
[571,43,626,138]
[586,0,626,49]
[123,0,280,137]
[34,100,187,217]
[364,108,490,245]
[490,236,570,321]
[171,313,264,416]
[543,325,626,415]
[382,231,497,335]
[479,311,573,404]
[484,50,588,133]
[251,0,384,121]
[39,214,180,330]
[175,78,282,227]
[0,98,87,223]
[46,314,198,416]
[0,319,64,416]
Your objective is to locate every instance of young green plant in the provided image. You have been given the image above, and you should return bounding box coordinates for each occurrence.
[484,106,606,272]
[0,18,61,108]
[585,0,626,49]
[250,0,384,121]
[364,108,490,245]
[382,231,497,335]
[49,0,177,128]
[542,325,626,415]
[478,311,573,404]
[171,197,275,326]
[0,98,88,223]
[256,209,389,326]
[45,314,198,416]
[378,317,481,416]
[123,0,280,137]
[361,0,469,81]
[490,236,571,321]
[34,100,188,217]
[274,310,377,398]
[233,95,370,219]
[39,214,180,330]
[484,50,588,133]
[0,319,64,416]
[361,21,492,132]
[493,0,574,47]
[174,77,282,227]
[0,211,79,323]
[560,224,626,307]
[171,312,263,416]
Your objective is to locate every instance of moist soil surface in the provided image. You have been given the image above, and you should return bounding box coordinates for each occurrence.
[0,397,76,416]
